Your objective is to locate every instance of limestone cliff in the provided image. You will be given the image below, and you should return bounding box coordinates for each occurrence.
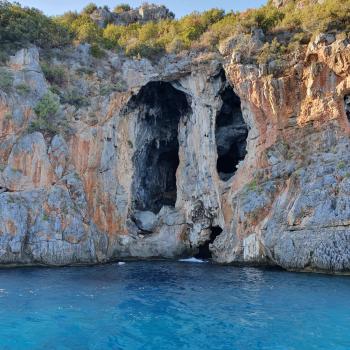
[0,33,350,272]
[89,3,174,28]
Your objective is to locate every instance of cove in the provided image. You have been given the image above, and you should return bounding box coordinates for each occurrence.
[0,261,349,350]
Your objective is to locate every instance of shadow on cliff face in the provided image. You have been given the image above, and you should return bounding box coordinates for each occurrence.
[216,72,248,181]
[344,95,350,122]
[130,81,191,214]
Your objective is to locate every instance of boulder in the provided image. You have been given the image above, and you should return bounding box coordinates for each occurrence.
[133,211,158,232]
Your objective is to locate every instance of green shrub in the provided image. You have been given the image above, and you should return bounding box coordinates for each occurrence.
[0,1,72,49]
[82,3,97,15]
[257,38,287,65]
[55,11,79,30]
[15,83,31,95]
[99,81,127,96]
[41,63,66,86]
[90,43,106,58]
[113,4,131,13]
[49,85,61,96]
[247,179,258,192]
[70,14,102,43]
[100,9,226,56]
[0,49,9,64]
[125,42,164,59]
[0,68,13,91]
[34,92,60,118]
[242,5,284,33]
[76,67,95,75]
[30,92,69,135]
[28,118,57,134]
[165,38,186,54]
[103,24,123,47]
[60,88,88,108]
[279,0,350,33]
[29,115,70,135]
[337,161,346,170]
[208,12,239,42]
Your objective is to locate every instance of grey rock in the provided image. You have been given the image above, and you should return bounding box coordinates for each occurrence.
[90,3,174,28]
[133,211,158,232]
[314,33,336,46]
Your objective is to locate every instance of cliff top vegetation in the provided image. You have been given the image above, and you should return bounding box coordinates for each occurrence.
[0,0,349,62]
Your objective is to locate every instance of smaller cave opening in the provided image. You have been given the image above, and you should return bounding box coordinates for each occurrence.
[195,226,223,260]
[344,95,350,122]
[216,72,248,181]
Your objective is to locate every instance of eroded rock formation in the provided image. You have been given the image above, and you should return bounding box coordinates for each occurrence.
[90,3,174,28]
[0,34,350,272]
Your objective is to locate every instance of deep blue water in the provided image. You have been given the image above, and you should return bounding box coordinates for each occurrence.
[0,261,349,350]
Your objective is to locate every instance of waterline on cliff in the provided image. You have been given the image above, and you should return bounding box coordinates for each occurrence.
[178,257,208,263]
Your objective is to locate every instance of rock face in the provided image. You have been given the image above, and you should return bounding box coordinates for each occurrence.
[0,38,350,273]
[90,4,174,28]
[212,35,350,273]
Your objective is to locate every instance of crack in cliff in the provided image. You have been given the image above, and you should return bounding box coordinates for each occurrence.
[287,222,350,231]
[344,95,350,122]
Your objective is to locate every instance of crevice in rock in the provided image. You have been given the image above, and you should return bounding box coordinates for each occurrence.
[216,71,248,181]
[0,186,11,194]
[130,81,191,214]
[195,226,223,259]
[344,95,350,122]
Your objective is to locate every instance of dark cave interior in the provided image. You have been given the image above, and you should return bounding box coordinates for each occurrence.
[195,226,223,259]
[344,95,350,122]
[130,81,191,214]
[216,72,248,181]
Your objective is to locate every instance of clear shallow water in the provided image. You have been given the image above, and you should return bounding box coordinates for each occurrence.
[0,262,349,350]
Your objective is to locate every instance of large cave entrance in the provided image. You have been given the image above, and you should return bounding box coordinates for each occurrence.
[131,81,190,214]
[216,72,248,181]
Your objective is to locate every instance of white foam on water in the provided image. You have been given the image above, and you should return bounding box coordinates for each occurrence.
[118,262,126,266]
[178,257,207,263]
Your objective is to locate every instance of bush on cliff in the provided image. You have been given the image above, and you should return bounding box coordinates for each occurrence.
[34,92,60,119]
[30,92,65,135]
[113,4,131,13]
[100,9,225,57]
[41,63,67,86]
[278,0,350,33]
[69,14,103,44]
[0,67,13,91]
[257,38,287,65]
[82,3,98,15]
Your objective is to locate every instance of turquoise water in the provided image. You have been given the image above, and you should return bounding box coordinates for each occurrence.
[0,261,349,350]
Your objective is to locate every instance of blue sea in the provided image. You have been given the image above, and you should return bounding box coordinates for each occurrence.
[0,261,349,350]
